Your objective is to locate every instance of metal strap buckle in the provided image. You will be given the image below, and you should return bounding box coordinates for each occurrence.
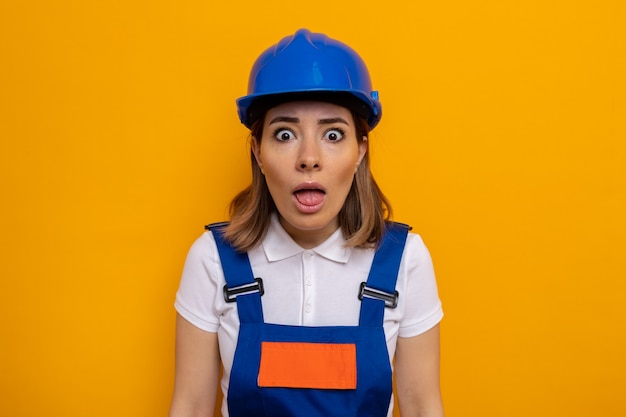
[223,278,264,303]
[358,282,399,309]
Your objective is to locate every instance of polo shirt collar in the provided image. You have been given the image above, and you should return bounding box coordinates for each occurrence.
[262,214,352,263]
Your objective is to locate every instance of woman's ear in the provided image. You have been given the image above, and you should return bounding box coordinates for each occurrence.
[251,136,264,174]
[356,136,368,170]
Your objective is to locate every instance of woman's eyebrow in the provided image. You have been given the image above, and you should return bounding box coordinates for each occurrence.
[268,116,299,125]
[318,117,349,125]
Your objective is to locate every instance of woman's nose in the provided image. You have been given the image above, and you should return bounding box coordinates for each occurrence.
[297,137,321,170]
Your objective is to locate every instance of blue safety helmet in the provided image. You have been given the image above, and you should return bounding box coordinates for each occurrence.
[236,29,382,130]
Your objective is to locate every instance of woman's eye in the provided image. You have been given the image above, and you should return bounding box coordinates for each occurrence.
[324,129,345,142]
[274,129,295,141]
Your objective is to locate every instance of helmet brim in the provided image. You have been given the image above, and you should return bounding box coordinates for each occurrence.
[237,90,382,131]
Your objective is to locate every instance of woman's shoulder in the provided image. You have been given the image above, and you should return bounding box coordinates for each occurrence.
[184,227,221,262]
[386,222,430,255]
[403,229,433,267]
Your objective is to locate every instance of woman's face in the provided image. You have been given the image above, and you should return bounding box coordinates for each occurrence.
[252,101,367,248]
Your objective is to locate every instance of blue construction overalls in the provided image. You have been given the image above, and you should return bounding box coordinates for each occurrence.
[209,222,409,417]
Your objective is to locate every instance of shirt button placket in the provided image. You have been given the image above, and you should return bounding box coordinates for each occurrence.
[302,251,314,324]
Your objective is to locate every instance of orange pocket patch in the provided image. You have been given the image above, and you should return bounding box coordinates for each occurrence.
[258,341,357,389]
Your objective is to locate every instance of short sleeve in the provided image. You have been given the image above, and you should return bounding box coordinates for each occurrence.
[397,234,443,338]
[174,232,221,333]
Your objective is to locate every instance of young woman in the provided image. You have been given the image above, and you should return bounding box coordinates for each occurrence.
[169,29,444,417]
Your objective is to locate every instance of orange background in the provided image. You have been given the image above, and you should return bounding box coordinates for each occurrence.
[1,1,625,416]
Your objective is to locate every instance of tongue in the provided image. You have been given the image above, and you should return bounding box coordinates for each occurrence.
[295,190,325,206]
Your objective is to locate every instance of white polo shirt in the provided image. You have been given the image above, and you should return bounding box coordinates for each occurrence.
[175,214,443,416]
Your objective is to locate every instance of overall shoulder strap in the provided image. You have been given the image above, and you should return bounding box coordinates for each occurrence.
[359,222,410,327]
[207,223,264,324]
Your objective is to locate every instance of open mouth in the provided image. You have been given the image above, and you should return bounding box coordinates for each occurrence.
[293,183,326,213]
[294,188,326,206]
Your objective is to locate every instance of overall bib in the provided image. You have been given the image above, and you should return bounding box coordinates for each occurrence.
[210,223,409,417]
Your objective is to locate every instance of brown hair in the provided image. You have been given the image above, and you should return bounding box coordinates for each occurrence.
[223,109,392,252]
